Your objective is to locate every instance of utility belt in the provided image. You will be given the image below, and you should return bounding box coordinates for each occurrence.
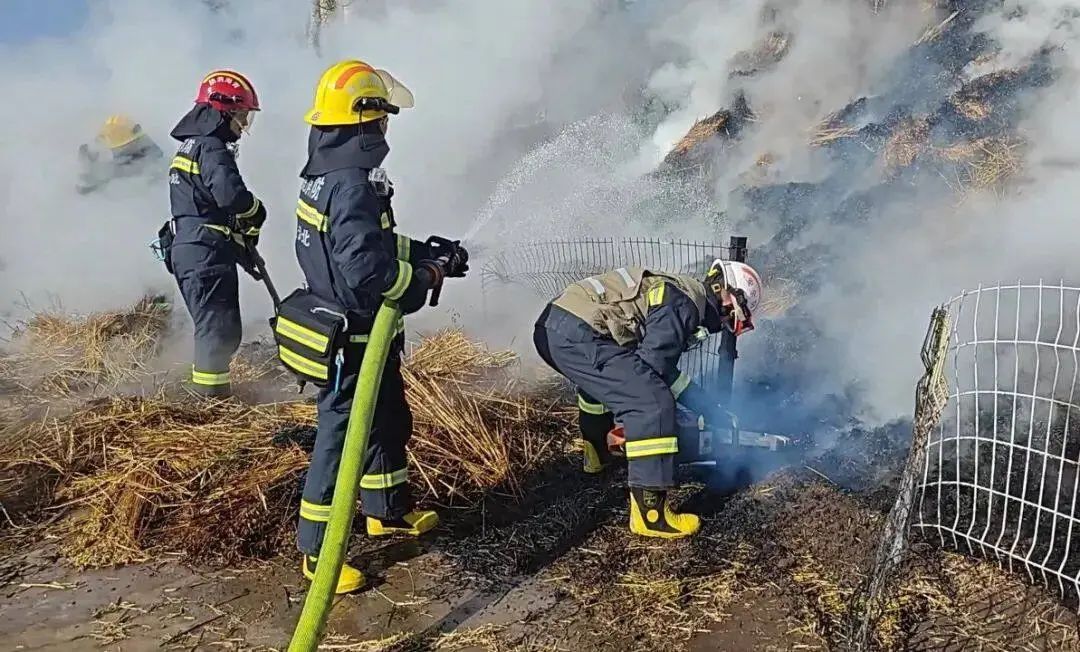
[149,217,233,274]
[271,288,403,391]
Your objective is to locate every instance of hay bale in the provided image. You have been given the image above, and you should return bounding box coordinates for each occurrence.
[662,94,754,169]
[951,96,992,121]
[0,295,170,395]
[730,30,792,77]
[665,112,733,163]
[933,136,1026,193]
[810,125,861,147]
[947,69,1022,124]
[883,117,932,171]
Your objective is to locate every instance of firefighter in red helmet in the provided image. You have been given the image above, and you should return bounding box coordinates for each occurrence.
[163,70,267,397]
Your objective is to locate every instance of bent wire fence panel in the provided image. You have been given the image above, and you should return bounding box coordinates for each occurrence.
[915,283,1080,605]
[855,282,1080,649]
[480,238,741,395]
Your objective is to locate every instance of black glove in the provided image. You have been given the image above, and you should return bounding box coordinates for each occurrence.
[232,234,263,280]
[398,261,443,315]
[426,236,469,278]
[234,196,267,237]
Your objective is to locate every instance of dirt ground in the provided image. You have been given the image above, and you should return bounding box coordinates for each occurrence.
[4,447,1079,651]
[1,331,1077,651]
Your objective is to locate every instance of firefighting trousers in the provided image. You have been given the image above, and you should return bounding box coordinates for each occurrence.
[534,305,678,489]
[297,342,413,556]
[171,239,242,395]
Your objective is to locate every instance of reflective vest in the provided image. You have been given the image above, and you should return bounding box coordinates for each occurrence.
[552,267,709,345]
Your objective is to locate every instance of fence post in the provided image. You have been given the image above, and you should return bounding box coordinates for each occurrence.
[715,236,748,407]
[848,306,952,650]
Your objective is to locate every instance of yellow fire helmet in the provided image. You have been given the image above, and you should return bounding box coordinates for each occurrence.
[304,59,414,126]
[97,114,144,149]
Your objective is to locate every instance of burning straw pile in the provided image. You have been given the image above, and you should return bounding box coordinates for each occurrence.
[0,295,170,396]
[0,329,573,568]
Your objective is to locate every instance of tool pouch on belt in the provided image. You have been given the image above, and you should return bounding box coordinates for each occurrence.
[151,220,175,274]
[271,288,349,389]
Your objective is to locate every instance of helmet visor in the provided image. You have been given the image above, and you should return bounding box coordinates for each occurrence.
[232,110,255,133]
[376,69,414,109]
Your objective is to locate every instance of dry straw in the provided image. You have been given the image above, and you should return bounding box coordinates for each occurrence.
[1,327,573,568]
[0,295,169,395]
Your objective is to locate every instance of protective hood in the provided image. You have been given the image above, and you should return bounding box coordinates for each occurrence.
[300,123,389,177]
[169,104,238,143]
[701,290,729,334]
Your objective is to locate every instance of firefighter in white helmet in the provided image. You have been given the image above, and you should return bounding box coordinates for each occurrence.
[533,259,761,539]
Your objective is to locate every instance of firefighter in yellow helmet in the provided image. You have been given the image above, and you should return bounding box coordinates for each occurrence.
[76,114,165,194]
[283,60,468,593]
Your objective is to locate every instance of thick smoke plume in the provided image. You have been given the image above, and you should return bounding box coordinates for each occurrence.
[3,0,1080,432]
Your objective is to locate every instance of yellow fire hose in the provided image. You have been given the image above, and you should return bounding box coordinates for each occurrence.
[287,300,402,652]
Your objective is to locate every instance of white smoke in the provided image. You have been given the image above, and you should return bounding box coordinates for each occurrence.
[0,0,637,332]
[5,0,1080,428]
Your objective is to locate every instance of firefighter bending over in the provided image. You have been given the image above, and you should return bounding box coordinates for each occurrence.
[77,114,165,194]
[533,260,761,538]
[288,60,468,593]
[166,70,266,397]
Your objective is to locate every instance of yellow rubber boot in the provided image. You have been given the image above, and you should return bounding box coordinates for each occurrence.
[629,488,701,539]
[583,440,605,474]
[366,510,439,536]
[302,556,366,594]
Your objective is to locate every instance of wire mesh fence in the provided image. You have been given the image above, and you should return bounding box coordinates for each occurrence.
[914,283,1080,607]
[854,282,1080,649]
[480,237,742,396]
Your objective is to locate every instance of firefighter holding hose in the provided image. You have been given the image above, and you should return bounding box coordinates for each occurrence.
[533,261,761,538]
[165,70,267,398]
[288,60,468,593]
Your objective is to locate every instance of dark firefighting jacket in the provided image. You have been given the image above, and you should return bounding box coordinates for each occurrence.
[550,267,724,416]
[168,105,264,249]
[294,124,431,327]
[76,135,165,195]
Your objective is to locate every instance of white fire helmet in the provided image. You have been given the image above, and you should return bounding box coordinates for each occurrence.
[707,259,762,313]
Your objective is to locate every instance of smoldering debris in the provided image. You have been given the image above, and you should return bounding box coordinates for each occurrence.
[660,93,755,174]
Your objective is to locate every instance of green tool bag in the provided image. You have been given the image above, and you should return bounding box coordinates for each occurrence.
[271,289,349,389]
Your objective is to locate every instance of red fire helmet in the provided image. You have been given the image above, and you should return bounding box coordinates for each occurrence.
[195,70,260,112]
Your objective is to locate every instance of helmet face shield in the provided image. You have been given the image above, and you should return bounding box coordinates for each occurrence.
[232,110,255,134]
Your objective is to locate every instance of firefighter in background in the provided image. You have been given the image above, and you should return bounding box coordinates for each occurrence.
[167,70,266,397]
[292,60,468,594]
[533,260,761,539]
[76,114,165,194]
